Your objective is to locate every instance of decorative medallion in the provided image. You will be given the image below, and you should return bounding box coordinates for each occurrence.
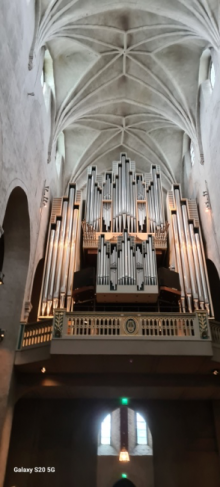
[124,318,137,335]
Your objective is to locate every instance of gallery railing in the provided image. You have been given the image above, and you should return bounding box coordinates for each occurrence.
[17,311,212,351]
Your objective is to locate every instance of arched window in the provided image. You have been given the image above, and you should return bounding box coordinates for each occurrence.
[101,413,111,445]
[210,60,215,90]
[41,49,55,111]
[56,132,65,177]
[190,140,195,166]
[136,413,147,445]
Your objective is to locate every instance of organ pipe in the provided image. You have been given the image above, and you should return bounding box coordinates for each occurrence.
[46,219,61,316]
[97,231,157,292]
[167,184,213,316]
[52,200,68,310]
[39,185,81,317]
[60,186,75,308]
[84,154,165,234]
[174,188,192,313]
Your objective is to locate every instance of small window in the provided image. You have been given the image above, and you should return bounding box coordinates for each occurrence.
[101,414,111,445]
[136,413,147,445]
[210,60,215,90]
[190,141,195,166]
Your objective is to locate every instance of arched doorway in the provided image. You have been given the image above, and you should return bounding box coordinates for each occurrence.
[28,258,44,322]
[206,259,220,321]
[113,480,136,487]
[0,187,30,335]
[0,187,30,485]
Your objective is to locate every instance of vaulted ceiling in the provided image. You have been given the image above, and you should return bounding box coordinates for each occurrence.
[32,0,219,191]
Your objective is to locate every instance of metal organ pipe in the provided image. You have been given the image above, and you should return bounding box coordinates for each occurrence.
[182,205,199,310]
[89,168,96,226]
[171,212,186,312]
[85,156,165,238]
[98,230,157,292]
[157,173,164,226]
[189,224,204,308]
[152,167,159,227]
[66,208,79,311]
[46,219,61,315]
[195,232,210,315]
[60,187,75,308]
[86,175,91,225]
[174,188,192,313]
[41,229,55,316]
[53,200,68,310]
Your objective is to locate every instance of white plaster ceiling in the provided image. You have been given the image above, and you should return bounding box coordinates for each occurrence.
[32,0,220,191]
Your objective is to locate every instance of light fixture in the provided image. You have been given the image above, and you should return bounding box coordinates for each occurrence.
[121,473,127,479]
[212,369,219,376]
[41,367,46,374]
[0,272,5,285]
[119,447,130,462]
[0,329,5,342]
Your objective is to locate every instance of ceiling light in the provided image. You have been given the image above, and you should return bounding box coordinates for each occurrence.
[0,329,5,342]
[0,272,5,285]
[119,448,130,462]
[212,369,219,376]
[41,367,46,374]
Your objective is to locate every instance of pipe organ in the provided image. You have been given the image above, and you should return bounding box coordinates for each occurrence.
[167,185,213,316]
[84,153,165,235]
[37,152,213,319]
[39,185,81,317]
[96,231,158,302]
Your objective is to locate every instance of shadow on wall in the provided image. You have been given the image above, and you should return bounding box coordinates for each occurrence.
[0,187,30,346]
[206,259,220,321]
[28,258,44,322]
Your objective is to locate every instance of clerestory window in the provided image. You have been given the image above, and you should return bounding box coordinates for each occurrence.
[136,412,147,445]
[101,413,111,445]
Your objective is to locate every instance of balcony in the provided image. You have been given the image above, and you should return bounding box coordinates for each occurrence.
[16,310,213,359]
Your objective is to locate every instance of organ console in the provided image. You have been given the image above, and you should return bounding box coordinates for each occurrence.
[38,153,214,317]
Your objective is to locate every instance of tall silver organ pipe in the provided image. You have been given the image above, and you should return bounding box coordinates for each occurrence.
[60,186,75,308]
[52,201,68,310]
[167,185,213,316]
[97,231,157,292]
[84,154,165,234]
[146,166,165,232]
[86,167,102,231]
[39,185,82,317]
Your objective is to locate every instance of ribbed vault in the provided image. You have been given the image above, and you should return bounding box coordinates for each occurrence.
[31,0,220,190]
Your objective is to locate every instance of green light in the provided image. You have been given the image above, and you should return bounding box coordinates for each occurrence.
[122,473,127,479]
[121,397,128,405]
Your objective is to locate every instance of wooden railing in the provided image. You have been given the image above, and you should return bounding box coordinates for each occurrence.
[16,312,212,351]
[53,310,210,341]
[17,320,53,350]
